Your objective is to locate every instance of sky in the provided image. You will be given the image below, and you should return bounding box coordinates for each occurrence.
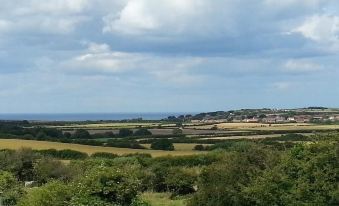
[1,0,339,113]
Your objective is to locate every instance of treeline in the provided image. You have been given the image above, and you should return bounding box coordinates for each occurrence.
[0,122,153,149]
[0,122,155,140]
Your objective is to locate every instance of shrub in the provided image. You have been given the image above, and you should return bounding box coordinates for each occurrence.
[151,139,174,151]
[33,158,74,183]
[119,128,134,137]
[0,171,23,206]
[193,144,205,151]
[165,168,197,196]
[73,165,142,205]
[35,149,88,160]
[91,152,119,159]
[134,128,152,136]
[72,129,91,139]
[18,181,72,206]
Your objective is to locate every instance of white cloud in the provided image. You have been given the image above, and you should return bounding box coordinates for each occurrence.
[264,0,323,8]
[293,14,339,46]
[87,42,111,53]
[37,16,87,34]
[103,0,159,34]
[273,82,293,91]
[102,0,211,36]
[284,59,322,73]
[0,19,11,32]
[59,42,205,85]
[0,0,90,34]
[10,0,89,15]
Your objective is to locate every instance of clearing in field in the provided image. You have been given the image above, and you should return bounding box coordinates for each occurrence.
[0,139,203,157]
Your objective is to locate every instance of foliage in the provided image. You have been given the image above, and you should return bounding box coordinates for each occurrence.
[151,139,174,151]
[35,149,88,160]
[193,145,205,151]
[91,152,119,159]
[0,171,23,206]
[134,128,152,136]
[172,129,183,135]
[33,158,74,183]
[119,128,134,137]
[72,129,91,139]
[18,181,72,206]
[72,165,142,205]
[164,168,197,196]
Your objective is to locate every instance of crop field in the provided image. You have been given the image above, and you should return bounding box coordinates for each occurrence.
[0,139,204,157]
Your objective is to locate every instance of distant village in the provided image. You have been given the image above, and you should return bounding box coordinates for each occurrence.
[167,107,339,124]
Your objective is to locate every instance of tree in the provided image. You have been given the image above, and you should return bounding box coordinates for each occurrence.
[12,148,38,181]
[72,165,142,205]
[18,181,72,206]
[33,158,74,183]
[0,171,23,206]
[151,139,174,151]
[194,145,205,151]
[63,132,72,138]
[243,143,339,205]
[134,128,152,136]
[119,128,134,137]
[165,168,197,196]
[172,128,183,135]
[188,146,278,206]
[72,129,91,139]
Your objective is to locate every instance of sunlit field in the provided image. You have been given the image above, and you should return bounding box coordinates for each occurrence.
[0,139,203,157]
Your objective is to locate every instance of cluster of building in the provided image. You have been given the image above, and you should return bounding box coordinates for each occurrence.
[192,114,339,124]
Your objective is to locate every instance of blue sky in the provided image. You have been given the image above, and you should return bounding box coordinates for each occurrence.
[1,0,339,113]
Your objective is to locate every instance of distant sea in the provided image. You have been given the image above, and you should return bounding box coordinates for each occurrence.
[0,113,189,121]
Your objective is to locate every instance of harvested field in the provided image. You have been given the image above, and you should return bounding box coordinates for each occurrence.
[0,139,204,157]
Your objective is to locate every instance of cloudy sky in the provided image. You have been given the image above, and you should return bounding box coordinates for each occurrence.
[0,0,339,113]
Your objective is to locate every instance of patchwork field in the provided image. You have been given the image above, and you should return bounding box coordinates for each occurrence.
[0,139,204,157]
[188,122,339,131]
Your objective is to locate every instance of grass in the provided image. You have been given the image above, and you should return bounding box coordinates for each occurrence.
[141,192,188,206]
[0,139,203,157]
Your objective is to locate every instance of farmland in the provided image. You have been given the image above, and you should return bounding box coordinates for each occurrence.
[0,139,204,157]
[1,108,339,205]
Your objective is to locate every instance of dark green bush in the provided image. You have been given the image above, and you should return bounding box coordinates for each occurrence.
[150,139,174,151]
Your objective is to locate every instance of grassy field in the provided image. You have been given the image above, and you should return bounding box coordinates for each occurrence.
[0,139,203,157]
[141,192,188,206]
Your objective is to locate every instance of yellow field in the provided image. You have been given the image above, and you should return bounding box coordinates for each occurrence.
[0,139,203,157]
